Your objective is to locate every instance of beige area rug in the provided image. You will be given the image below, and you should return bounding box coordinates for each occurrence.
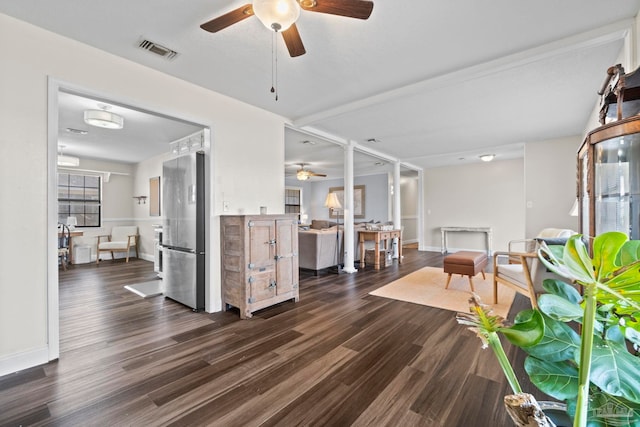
[369,266,516,318]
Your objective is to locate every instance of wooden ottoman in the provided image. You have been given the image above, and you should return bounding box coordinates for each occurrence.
[443,251,488,292]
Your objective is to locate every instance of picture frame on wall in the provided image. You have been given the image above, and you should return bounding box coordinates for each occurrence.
[329,185,365,219]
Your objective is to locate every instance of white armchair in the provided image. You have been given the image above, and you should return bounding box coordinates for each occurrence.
[96,226,139,264]
[493,228,576,308]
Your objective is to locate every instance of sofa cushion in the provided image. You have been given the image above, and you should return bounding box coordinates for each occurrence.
[310,219,337,230]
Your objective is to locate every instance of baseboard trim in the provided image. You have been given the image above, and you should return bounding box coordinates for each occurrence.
[0,346,50,378]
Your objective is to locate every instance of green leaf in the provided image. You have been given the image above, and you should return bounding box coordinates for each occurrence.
[538,236,594,284]
[538,293,583,322]
[564,234,597,283]
[592,232,628,280]
[619,240,640,266]
[524,356,578,400]
[543,278,583,304]
[522,314,580,362]
[499,309,544,347]
[588,340,640,403]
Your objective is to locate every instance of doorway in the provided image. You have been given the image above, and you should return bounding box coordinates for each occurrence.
[48,80,209,361]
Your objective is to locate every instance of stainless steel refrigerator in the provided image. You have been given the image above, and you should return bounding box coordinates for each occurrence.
[161,151,205,311]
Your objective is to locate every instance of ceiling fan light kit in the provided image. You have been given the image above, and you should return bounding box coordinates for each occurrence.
[84,109,124,129]
[297,170,310,180]
[253,0,300,32]
[295,163,327,180]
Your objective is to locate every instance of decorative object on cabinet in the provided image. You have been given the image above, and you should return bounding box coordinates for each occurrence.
[578,64,640,240]
[597,63,640,124]
[220,214,299,319]
[328,185,365,218]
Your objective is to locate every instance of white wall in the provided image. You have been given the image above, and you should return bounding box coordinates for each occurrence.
[524,136,580,237]
[0,13,287,376]
[400,175,419,243]
[286,173,391,223]
[132,151,167,260]
[420,158,525,253]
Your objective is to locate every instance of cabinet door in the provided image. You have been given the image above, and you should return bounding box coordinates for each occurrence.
[248,219,275,269]
[275,219,298,295]
[249,269,276,303]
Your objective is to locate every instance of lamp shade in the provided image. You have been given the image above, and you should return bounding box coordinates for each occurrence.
[252,0,300,32]
[66,216,78,229]
[324,192,342,210]
[84,109,124,129]
[569,199,579,216]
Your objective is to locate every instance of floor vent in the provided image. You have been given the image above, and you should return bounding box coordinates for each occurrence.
[138,39,179,60]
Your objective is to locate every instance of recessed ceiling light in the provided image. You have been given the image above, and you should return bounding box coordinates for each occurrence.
[66,128,88,135]
[479,154,496,162]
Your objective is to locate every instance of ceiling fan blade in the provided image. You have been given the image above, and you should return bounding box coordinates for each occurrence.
[200,4,254,33]
[310,172,327,177]
[282,24,306,57]
[301,0,374,20]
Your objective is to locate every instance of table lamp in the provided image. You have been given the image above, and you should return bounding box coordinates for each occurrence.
[324,193,343,272]
[66,216,77,230]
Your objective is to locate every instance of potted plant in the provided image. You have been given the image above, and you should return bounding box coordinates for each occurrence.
[457,231,640,427]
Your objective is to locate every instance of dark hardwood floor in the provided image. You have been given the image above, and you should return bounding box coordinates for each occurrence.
[0,248,541,426]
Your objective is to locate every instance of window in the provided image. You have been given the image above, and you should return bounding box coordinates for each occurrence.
[58,173,101,227]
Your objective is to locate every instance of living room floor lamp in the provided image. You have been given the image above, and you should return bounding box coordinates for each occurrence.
[324,192,343,273]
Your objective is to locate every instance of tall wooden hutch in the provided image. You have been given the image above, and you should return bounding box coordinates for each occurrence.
[578,64,640,240]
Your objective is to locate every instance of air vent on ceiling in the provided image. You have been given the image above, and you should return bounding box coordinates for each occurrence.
[138,39,179,60]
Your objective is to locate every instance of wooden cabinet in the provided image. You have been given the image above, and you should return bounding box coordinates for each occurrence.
[220,214,299,319]
[578,116,640,240]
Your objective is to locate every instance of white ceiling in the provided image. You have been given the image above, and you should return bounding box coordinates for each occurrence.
[3,0,640,172]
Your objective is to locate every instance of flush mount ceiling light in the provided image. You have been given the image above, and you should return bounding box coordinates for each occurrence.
[479,154,495,162]
[84,105,124,129]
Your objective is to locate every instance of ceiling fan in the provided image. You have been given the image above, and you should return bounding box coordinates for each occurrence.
[200,0,374,57]
[295,163,326,180]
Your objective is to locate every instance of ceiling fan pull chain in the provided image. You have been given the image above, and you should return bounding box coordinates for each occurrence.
[270,32,278,101]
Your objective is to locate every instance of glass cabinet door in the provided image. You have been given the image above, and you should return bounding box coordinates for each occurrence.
[579,116,640,240]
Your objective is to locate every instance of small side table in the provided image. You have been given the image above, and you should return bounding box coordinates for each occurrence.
[359,229,402,270]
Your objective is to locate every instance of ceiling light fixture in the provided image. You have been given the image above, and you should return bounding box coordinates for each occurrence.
[296,170,310,180]
[253,0,300,32]
[479,154,495,162]
[84,105,124,129]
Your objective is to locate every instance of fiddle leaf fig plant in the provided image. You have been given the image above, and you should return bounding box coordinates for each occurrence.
[458,232,640,427]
